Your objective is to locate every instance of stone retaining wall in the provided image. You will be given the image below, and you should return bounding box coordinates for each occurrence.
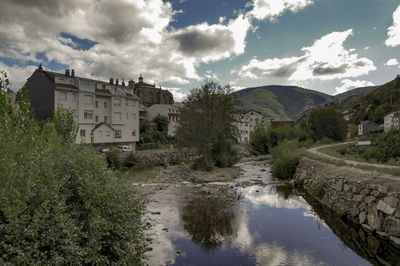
[295,157,400,247]
[135,148,198,165]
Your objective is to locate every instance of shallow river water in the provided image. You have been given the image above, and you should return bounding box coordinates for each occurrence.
[143,161,399,266]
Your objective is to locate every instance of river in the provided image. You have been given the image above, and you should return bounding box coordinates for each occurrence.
[142,160,400,265]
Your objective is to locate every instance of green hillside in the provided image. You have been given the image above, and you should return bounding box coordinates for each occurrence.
[235,85,333,119]
[329,75,400,124]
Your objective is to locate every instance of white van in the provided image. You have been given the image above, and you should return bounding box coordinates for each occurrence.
[118,145,132,152]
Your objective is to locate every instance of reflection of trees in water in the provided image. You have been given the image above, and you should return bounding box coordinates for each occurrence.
[302,193,400,265]
[181,197,237,252]
[275,184,294,200]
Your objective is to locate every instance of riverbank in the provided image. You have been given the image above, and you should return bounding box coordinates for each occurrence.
[295,156,400,249]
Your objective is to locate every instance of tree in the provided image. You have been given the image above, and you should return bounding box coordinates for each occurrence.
[152,114,169,133]
[52,106,78,143]
[308,107,347,141]
[176,81,240,170]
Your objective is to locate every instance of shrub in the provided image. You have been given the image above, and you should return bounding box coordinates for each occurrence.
[137,142,160,150]
[105,149,122,169]
[124,151,140,168]
[271,140,304,179]
[0,72,147,264]
[361,147,381,161]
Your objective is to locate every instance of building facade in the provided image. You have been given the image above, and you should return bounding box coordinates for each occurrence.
[236,110,265,144]
[24,66,140,148]
[358,121,383,136]
[145,103,181,136]
[270,118,294,129]
[384,111,400,133]
[132,74,173,106]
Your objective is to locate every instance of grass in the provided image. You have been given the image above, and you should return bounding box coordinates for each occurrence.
[120,166,164,183]
[304,151,400,177]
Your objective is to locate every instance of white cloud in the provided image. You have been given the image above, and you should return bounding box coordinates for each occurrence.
[239,29,376,81]
[334,79,374,95]
[386,5,400,47]
[384,58,399,66]
[249,0,314,21]
[163,86,187,102]
[0,62,37,90]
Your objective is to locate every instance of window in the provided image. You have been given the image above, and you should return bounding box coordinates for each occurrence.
[132,101,136,107]
[115,130,121,138]
[84,95,93,104]
[104,102,108,108]
[72,93,77,101]
[132,113,136,120]
[59,92,67,100]
[126,100,128,106]
[95,116,98,122]
[132,130,136,136]
[95,101,98,108]
[106,131,110,136]
[114,99,121,107]
[80,129,86,137]
[114,112,121,121]
[84,110,93,119]
[104,116,108,123]
[72,109,77,117]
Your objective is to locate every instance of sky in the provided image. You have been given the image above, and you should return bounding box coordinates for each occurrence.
[1,0,400,101]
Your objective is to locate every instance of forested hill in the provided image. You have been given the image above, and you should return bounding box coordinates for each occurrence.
[235,85,333,119]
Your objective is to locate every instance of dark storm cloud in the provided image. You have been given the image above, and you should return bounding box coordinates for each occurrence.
[172,27,235,57]
[313,63,348,76]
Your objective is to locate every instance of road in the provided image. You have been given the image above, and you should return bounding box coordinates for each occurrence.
[307,142,400,169]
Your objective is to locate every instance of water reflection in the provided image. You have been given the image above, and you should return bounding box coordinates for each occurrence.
[181,195,237,251]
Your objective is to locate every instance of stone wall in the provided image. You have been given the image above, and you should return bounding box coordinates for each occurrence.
[295,157,400,248]
[135,148,198,165]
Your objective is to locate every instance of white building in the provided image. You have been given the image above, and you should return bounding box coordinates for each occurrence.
[236,110,265,144]
[384,111,400,132]
[24,65,140,148]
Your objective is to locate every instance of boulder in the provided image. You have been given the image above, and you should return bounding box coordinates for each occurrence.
[367,207,381,231]
[377,200,396,215]
[359,212,367,224]
[386,217,400,237]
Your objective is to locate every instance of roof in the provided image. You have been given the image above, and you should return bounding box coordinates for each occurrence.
[243,109,263,116]
[95,88,113,96]
[135,81,156,88]
[271,118,293,122]
[56,83,79,91]
[91,122,115,133]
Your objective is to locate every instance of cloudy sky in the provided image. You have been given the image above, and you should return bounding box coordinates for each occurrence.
[1,0,400,100]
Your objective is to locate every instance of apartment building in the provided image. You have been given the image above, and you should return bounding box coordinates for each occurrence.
[146,103,181,136]
[384,111,400,133]
[24,65,140,148]
[236,110,265,144]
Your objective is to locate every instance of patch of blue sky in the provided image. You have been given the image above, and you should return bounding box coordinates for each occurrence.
[59,32,98,51]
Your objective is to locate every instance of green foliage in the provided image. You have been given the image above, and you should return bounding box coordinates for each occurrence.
[137,142,160,150]
[52,105,78,143]
[0,71,146,264]
[105,149,122,169]
[124,151,140,168]
[250,121,309,155]
[376,130,400,162]
[177,81,240,170]
[271,140,304,179]
[152,114,169,133]
[308,107,347,141]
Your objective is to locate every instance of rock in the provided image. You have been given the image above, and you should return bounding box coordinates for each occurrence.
[359,228,366,241]
[386,217,400,237]
[376,231,389,239]
[343,184,350,192]
[377,185,388,194]
[359,212,367,224]
[376,256,391,266]
[349,207,359,218]
[365,196,376,204]
[353,195,365,202]
[384,196,399,208]
[260,169,267,172]
[182,181,191,185]
[390,236,400,247]
[371,190,380,197]
[388,192,400,198]
[362,224,374,233]
[361,188,369,195]
[351,186,360,194]
[333,180,343,191]
[377,200,396,215]
[395,208,400,218]
[367,207,381,231]
[151,211,161,215]
[359,202,367,211]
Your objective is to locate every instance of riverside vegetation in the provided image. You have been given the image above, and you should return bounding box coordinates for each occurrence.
[0,71,147,265]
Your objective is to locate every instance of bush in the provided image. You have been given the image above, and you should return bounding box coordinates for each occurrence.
[361,147,381,161]
[105,149,122,169]
[0,72,146,264]
[137,142,160,150]
[124,151,140,168]
[271,140,304,179]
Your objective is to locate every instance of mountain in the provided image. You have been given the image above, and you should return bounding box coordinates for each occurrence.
[235,85,333,119]
[329,75,400,124]
[334,86,379,100]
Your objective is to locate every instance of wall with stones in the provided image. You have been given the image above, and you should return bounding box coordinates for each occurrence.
[295,157,400,248]
[135,148,198,165]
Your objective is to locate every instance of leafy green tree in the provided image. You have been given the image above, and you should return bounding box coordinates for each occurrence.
[152,114,169,133]
[0,71,147,265]
[52,106,78,143]
[308,107,347,141]
[177,81,240,170]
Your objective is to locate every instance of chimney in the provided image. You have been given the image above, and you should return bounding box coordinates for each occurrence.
[128,79,134,88]
[65,69,70,76]
[38,64,43,72]
[116,78,119,85]
[110,78,114,84]
[71,69,75,77]
[122,80,125,86]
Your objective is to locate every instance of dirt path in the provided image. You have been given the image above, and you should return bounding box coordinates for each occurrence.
[308,142,400,169]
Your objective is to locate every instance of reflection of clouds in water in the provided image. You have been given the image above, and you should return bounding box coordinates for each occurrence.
[303,210,329,229]
[241,186,310,210]
[255,243,324,266]
[145,189,187,266]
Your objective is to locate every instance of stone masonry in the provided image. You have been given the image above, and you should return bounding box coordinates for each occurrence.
[295,157,400,248]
